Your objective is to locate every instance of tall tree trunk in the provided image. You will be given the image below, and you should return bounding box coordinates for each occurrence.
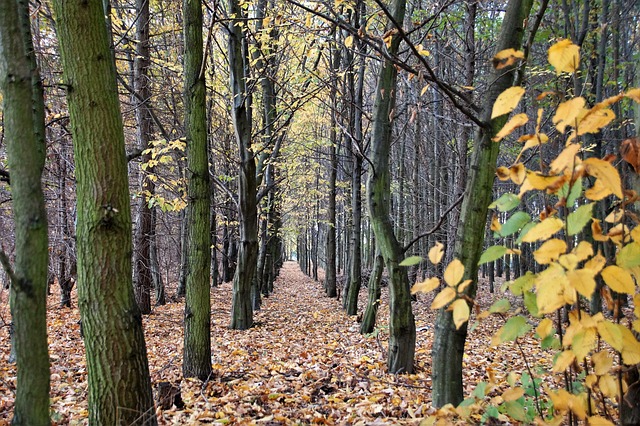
[229,0,258,329]
[366,0,415,374]
[132,0,154,315]
[52,0,157,423]
[0,0,50,423]
[182,0,212,379]
[431,0,534,407]
[360,251,384,334]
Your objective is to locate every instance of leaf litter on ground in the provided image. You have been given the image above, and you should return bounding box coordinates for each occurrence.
[0,262,559,424]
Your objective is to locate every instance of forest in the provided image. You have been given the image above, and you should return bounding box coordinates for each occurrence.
[0,0,639,424]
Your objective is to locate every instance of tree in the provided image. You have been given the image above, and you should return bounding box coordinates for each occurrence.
[0,0,50,423]
[229,0,258,330]
[366,0,416,374]
[51,0,157,423]
[182,0,213,380]
[431,0,535,407]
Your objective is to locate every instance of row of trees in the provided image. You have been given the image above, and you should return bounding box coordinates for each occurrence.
[1,0,638,423]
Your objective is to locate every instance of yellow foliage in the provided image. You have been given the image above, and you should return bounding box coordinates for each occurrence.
[536,318,554,339]
[553,97,586,133]
[431,287,456,310]
[411,277,440,294]
[492,113,528,142]
[491,86,525,119]
[583,157,623,199]
[449,299,470,330]
[591,351,613,376]
[550,143,580,174]
[533,239,567,264]
[521,217,564,243]
[444,259,464,287]
[548,39,580,74]
[428,242,445,264]
[601,265,635,294]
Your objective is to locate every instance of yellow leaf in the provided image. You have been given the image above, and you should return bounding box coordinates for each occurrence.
[502,387,525,402]
[449,299,470,329]
[587,416,615,426]
[490,214,502,232]
[510,163,526,184]
[578,108,615,135]
[536,318,554,339]
[583,157,623,199]
[533,239,567,264]
[496,166,510,181]
[567,269,597,298]
[572,328,596,361]
[458,279,473,293]
[522,217,564,243]
[598,374,618,398]
[553,350,575,372]
[548,39,580,74]
[601,265,635,294]
[520,133,550,153]
[536,263,570,314]
[492,48,525,70]
[550,143,581,174]
[585,179,613,201]
[597,321,624,352]
[625,88,640,103]
[411,277,440,294]
[431,287,456,310]
[428,241,444,264]
[444,259,464,287]
[420,84,430,96]
[491,86,525,119]
[492,113,528,142]
[344,35,354,48]
[572,241,594,262]
[525,171,567,192]
[592,351,613,375]
[553,97,586,133]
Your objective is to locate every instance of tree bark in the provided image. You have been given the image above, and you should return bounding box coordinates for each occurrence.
[360,251,384,334]
[52,0,157,423]
[431,0,534,407]
[182,0,213,380]
[366,0,415,374]
[0,0,50,423]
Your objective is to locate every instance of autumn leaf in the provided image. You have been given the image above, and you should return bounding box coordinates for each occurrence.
[431,287,457,310]
[536,318,554,339]
[491,86,525,119]
[548,39,580,74]
[411,277,440,294]
[592,351,613,376]
[577,108,615,135]
[521,217,564,243]
[625,88,640,103]
[583,157,623,199]
[553,350,575,372]
[492,48,525,69]
[567,269,597,298]
[448,299,470,329]
[501,387,525,402]
[428,241,445,264]
[533,239,567,264]
[550,143,580,174]
[552,97,586,133]
[620,137,640,173]
[492,113,528,142]
[444,259,464,287]
[585,179,614,201]
[601,265,635,294]
[344,35,354,48]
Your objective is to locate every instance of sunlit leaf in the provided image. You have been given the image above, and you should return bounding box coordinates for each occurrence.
[492,113,528,142]
[428,241,445,264]
[533,239,567,264]
[567,269,597,298]
[553,350,575,372]
[489,193,520,212]
[625,88,640,103]
[431,287,456,310]
[548,39,580,74]
[592,351,613,376]
[521,217,564,243]
[617,242,640,269]
[502,387,525,402]
[499,211,531,237]
[577,108,615,135]
[583,157,623,199]
[597,321,624,352]
[572,328,597,361]
[585,179,613,201]
[449,299,470,330]
[491,86,525,119]
[553,97,586,133]
[344,35,354,48]
[550,143,580,174]
[444,259,464,287]
[536,318,554,339]
[411,277,440,294]
[601,265,635,294]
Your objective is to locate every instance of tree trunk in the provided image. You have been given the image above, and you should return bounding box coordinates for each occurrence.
[431,0,534,407]
[52,0,157,422]
[366,0,415,374]
[229,0,258,329]
[0,0,50,423]
[360,251,384,334]
[132,0,153,315]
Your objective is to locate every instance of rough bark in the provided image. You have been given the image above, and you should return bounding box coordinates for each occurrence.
[360,251,384,334]
[0,0,50,423]
[431,0,534,407]
[366,0,415,374]
[52,0,157,423]
[182,0,213,380]
[229,0,258,329]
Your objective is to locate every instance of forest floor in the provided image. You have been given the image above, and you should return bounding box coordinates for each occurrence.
[0,261,557,425]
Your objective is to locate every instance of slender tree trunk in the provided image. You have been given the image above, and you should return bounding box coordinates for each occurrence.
[366,0,415,374]
[360,251,384,334]
[182,0,213,380]
[52,0,157,422]
[0,1,50,423]
[229,0,258,329]
[431,0,534,407]
[132,0,153,315]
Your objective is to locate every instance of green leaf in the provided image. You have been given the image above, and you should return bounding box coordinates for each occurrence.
[617,242,640,269]
[502,400,527,422]
[489,193,521,212]
[499,211,531,237]
[489,298,511,313]
[541,334,561,350]
[472,381,488,399]
[567,203,594,236]
[567,178,583,206]
[479,245,508,265]
[516,221,537,244]
[524,289,541,317]
[493,315,532,345]
[508,271,536,295]
[400,255,422,267]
